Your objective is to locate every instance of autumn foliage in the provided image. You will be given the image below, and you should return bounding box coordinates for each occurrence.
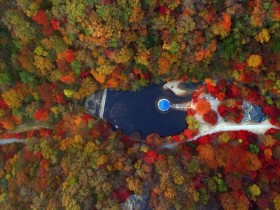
[0,0,280,209]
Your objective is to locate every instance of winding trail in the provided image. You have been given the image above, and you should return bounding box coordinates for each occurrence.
[0,138,25,145]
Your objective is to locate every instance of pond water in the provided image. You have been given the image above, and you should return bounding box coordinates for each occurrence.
[85,84,195,137]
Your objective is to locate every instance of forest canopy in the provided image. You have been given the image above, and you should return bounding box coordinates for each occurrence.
[0,0,280,209]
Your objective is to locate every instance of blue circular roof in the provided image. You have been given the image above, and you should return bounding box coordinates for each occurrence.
[158,98,170,111]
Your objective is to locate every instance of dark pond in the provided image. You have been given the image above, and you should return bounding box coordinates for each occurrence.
[85,84,195,137]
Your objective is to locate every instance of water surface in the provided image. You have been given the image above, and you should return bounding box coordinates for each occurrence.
[86,84,193,137]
